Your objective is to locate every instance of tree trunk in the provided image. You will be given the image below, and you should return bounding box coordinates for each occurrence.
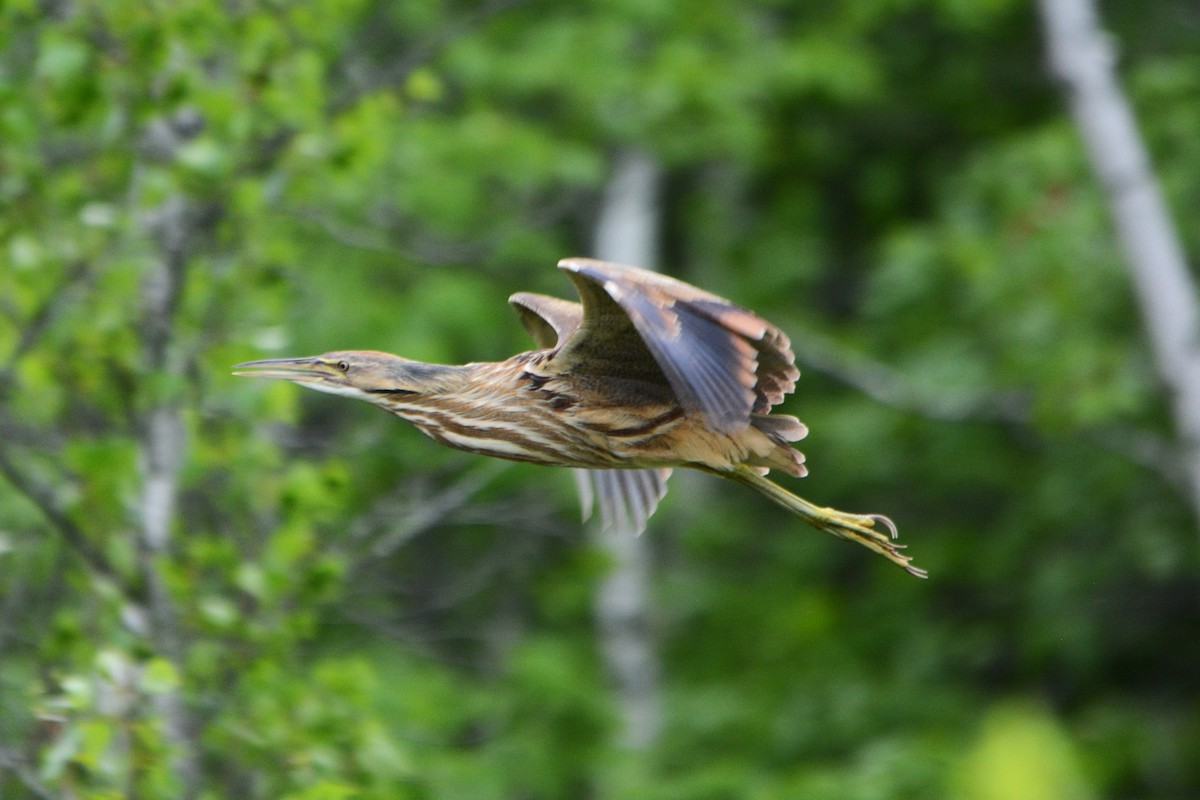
[135,192,201,797]
[591,148,664,749]
[1038,0,1200,529]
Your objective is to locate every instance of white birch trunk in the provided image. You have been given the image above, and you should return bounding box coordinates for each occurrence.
[591,149,664,749]
[136,192,200,796]
[1038,0,1200,527]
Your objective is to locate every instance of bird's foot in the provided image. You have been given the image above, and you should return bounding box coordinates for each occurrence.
[816,508,927,579]
[725,466,926,578]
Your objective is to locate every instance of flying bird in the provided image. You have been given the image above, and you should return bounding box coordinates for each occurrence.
[235,258,924,577]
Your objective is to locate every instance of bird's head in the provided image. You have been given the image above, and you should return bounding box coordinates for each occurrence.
[233,350,464,403]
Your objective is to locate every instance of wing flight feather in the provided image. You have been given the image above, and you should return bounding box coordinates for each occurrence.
[574,468,673,535]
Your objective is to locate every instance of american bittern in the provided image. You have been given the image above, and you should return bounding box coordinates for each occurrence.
[235,258,924,577]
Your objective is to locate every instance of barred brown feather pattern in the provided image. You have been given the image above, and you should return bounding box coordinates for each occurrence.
[371,361,624,468]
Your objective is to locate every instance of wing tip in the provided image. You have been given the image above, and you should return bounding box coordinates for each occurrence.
[557,257,596,273]
[558,257,641,278]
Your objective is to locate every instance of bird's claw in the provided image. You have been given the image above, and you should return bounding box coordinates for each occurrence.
[866,513,899,540]
[821,509,927,578]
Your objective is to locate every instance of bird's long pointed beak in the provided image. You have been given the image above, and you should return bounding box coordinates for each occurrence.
[232,356,334,383]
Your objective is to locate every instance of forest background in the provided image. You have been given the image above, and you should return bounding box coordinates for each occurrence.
[1,0,1198,798]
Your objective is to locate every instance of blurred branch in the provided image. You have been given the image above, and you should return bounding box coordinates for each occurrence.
[284,207,493,264]
[1102,426,1185,491]
[798,332,1185,491]
[0,436,123,586]
[348,461,509,560]
[793,333,1031,425]
[0,747,56,800]
[339,510,543,674]
[0,260,90,389]
[0,544,29,661]
[339,464,561,669]
[1038,0,1200,530]
[358,542,519,618]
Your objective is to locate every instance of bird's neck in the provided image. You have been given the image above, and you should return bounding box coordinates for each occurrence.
[401,361,475,394]
[347,362,474,410]
[363,360,519,411]
[368,359,528,411]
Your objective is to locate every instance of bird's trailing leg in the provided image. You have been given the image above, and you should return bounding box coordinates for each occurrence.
[725,465,927,578]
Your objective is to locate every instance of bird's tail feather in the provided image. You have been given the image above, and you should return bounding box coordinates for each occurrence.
[726,465,926,578]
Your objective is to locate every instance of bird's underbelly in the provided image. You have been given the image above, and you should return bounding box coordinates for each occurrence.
[416,423,622,467]
[575,414,789,474]
[399,397,746,471]
[407,410,631,469]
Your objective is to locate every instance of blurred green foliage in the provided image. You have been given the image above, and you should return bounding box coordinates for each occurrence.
[2,0,1199,797]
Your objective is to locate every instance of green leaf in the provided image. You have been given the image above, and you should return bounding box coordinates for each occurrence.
[35,35,89,85]
[176,138,229,176]
[140,658,181,694]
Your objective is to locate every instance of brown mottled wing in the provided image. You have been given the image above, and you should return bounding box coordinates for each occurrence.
[509,292,583,349]
[574,467,673,535]
[552,258,799,432]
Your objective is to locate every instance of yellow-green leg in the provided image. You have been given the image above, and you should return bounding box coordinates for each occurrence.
[726,465,926,578]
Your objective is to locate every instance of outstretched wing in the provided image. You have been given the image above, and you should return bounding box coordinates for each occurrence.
[550,258,799,432]
[513,258,799,534]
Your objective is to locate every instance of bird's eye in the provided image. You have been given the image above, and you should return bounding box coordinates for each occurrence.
[336,361,350,373]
